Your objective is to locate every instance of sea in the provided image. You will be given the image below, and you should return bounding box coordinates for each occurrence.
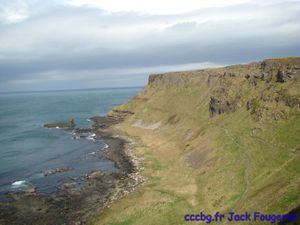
[0,87,141,201]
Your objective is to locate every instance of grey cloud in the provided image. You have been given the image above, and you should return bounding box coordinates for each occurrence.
[0,0,300,91]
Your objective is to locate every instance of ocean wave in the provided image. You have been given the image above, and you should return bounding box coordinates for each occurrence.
[71,135,80,140]
[86,133,96,141]
[70,131,80,140]
[102,143,109,149]
[11,180,27,188]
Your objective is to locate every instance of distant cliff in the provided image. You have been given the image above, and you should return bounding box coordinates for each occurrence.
[148,57,300,85]
[146,57,300,120]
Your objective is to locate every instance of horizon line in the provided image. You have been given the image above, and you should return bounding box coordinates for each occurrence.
[0,86,144,95]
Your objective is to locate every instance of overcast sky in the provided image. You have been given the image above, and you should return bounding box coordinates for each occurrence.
[0,0,299,91]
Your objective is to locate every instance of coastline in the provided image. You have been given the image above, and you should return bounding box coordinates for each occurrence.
[0,111,144,225]
[90,58,300,225]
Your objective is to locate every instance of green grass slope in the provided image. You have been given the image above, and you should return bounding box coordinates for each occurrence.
[92,58,300,225]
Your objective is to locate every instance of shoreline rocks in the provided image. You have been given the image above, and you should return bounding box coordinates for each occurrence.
[44,118,75,129]
[0,112,142,225]
[43,167,72,177]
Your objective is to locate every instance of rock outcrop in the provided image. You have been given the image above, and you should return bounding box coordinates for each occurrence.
[209,96,238,117]
[147,57,300,120]
[44,118,75,129]
[148,57,300,86]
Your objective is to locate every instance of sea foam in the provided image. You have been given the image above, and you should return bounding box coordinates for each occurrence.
[11,180,27,188]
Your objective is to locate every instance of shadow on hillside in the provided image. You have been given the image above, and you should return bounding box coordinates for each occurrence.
[279,206,300,225]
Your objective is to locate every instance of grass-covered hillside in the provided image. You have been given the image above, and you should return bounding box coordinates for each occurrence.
[92,57,300,225]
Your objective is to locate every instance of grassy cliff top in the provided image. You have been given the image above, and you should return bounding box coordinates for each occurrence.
[92,57,300,225]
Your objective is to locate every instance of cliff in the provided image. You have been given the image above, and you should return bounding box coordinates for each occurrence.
[94,57,300,225]
[146,57,300,120]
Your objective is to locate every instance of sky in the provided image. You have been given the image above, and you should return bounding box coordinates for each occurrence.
[0,0,299,91]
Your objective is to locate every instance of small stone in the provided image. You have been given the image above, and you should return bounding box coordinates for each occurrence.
[88,171,103,179]
[23,188,36,194]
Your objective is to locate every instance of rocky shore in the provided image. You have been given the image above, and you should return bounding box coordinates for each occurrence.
[0,110,143,225]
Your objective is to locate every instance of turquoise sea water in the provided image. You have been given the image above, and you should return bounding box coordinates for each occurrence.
[0,87,141,199]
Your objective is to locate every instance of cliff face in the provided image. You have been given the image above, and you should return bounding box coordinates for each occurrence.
[148,57,300,86]
[146,58,300,121]
[103,58,300,225]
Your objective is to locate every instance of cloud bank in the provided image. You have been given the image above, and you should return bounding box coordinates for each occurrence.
[0,0,299,91]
